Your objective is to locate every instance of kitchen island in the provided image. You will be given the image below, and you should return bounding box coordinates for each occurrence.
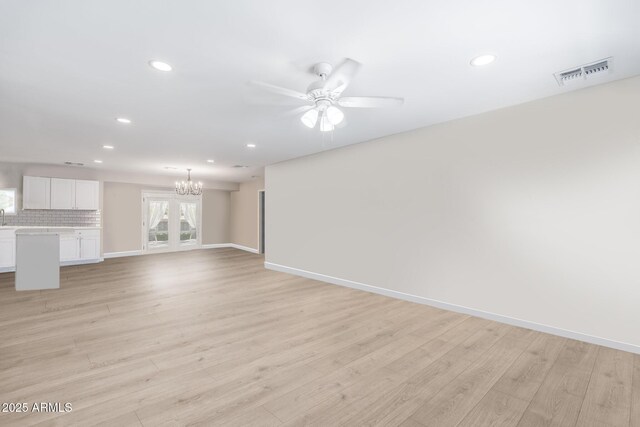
[15,227,75,291]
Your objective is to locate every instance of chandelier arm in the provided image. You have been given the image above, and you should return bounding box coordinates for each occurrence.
[176,168,204,195]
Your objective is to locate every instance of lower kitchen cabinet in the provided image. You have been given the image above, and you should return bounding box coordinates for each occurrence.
[60,229,101,264]
[77,230,100,260]
[0,230,16,271]
[60,234,80,261]
[0,228,101,272]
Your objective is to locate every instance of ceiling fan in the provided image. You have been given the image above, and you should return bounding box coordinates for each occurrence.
[249,58,404,132]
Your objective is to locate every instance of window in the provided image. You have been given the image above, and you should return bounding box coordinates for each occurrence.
[0,188,16,214]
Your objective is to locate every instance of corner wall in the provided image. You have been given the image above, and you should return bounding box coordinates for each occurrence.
[265,76,640,353]
[230,177,264,251]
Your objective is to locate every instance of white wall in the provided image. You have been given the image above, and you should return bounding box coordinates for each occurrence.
[265,75,640,353]
[102,183,231,254]
[230,177,264,251]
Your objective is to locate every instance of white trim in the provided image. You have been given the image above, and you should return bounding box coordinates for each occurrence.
[103,244,260,258]
[257,189,265,255]
[201,243,260,253]
[229,243,259,254]
[264,261,640,355]
[201,243,258,254]
[202,243,260,253]
[61,258,103,266]
[103,250,143,259]
[1,258,104,273]
[201,243,232,249]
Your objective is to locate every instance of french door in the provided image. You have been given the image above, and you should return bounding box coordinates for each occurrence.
[142,192,201,253]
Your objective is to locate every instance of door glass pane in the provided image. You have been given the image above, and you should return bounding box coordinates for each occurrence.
[148,200,169,248]
[179,202,197,245]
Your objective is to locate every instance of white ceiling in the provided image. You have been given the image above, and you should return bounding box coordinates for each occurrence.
[1,0,639,183]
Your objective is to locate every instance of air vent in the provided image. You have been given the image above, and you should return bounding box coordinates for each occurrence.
[64,161,84,166]
[232,165,249,168]
[554,57,612,86]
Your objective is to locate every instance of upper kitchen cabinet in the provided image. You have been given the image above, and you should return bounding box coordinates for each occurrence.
[50,178,76,209]
[75,180,100,210]
[51,178,100,210]
[22,176,51,209]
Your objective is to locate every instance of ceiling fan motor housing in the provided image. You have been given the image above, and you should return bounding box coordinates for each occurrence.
[315,99,332,110]
[313,62,333,78]
[308,62,337,104]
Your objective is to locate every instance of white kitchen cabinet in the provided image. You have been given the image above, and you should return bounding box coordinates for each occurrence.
[0,230,16,271]
[59,230,101,263]
[78,230,100,260]
[23,176,51,209]
[59,234,80,261]
[0,228,101,272]
[75,180,100,210]
[50,178,76,210]
[49,178,99,210]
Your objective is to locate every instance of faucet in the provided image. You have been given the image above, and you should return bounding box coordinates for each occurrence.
[0,208,5,226]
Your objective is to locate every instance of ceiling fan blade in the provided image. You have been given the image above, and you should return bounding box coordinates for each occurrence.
[248,81,310,101]
[322,58,361,96]
[338,96,404,108]
[281,105,315,118]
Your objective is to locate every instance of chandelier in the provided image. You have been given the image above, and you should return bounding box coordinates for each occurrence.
[175,168,203,196]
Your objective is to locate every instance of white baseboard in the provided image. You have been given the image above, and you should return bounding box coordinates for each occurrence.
[103,250,143,259]
[201,243,232,249]
[264,261,640,355]
[104,244,260,259]
[1,258,104,273]
[61,258,103,266]
[202,243,259,253]
[228,243,260,254]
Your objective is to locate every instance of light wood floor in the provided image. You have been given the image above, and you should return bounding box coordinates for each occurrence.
[0,248,638,426]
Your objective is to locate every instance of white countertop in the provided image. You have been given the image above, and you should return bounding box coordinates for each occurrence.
[0,225,102,230]
[0,226,101,230]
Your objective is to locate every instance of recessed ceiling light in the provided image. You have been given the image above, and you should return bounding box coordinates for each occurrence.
[94,160,103,164]
[149,60,172,72]
[246,143,256,148]
[103,145,114,149]
[207,159,215,163]
[116,117,131,124]
[470,54,496,67]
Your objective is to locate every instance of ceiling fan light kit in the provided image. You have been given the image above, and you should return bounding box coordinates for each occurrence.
[300,101,344,131]
[319,115,334,132]
[251,58,404,132]
[301,108,319,128]
[325,106,344,125]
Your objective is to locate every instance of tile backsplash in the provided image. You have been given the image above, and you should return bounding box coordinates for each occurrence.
[3,210,101,227]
